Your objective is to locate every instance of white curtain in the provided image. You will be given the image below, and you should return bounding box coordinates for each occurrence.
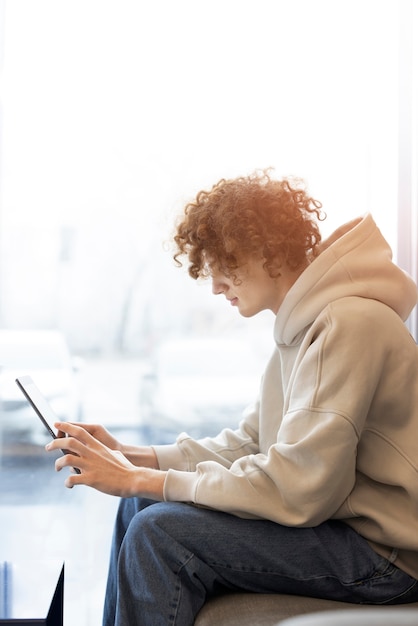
[398,0,418,339]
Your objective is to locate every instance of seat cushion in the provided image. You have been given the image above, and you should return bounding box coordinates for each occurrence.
[194,593,418,626]
[280,608,418,626]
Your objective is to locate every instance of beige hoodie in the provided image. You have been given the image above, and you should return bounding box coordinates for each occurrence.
[154,214,418,578]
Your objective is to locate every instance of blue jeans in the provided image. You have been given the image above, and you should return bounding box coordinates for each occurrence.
[102,498,418,626]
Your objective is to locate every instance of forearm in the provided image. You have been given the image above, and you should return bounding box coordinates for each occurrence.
[121,444,160,469]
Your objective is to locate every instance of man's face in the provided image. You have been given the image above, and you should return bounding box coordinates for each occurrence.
[210,257,283,317]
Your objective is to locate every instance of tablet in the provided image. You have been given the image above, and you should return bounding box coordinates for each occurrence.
[15,375,81,474]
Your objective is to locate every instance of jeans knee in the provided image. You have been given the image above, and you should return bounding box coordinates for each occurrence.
[125,501,175,539]
[122,502,171,549]
[120,502,197,579]
[125,502,199,553]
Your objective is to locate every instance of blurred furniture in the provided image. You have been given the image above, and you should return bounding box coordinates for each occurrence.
[194,593,418,626]
[0,561,64,625]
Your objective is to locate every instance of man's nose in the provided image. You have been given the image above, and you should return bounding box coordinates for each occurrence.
[211,277,224,295]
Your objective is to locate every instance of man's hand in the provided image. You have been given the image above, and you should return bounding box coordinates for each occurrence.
[46,422,166,499]
[57,422,123,451]
[57,422,160,468]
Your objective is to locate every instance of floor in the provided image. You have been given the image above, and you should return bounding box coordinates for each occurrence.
[0,357,148,626]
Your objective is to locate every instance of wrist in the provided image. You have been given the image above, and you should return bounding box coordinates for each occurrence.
[129,467,166,500]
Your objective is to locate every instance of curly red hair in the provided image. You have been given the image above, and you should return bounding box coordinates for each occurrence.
[173,169,324,281]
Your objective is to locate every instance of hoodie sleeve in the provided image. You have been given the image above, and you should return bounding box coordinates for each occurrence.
[153,399,261,471]
[159,298,398,527]
[162,409,358,525]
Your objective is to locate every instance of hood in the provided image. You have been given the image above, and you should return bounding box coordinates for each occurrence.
[275,213,418,346]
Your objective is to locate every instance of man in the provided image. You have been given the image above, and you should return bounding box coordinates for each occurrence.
[48,170,418,625]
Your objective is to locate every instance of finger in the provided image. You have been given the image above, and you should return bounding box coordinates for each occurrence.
[47,436,83,457]
[46,438,65,453]
[66,422,100,431]
[55,451,82,473]
[64,472,84,489]
[64,422,96,435]
[53,422,97,446]
[54,421,84,437]
[65,422,106,433]
[66,423,111,441]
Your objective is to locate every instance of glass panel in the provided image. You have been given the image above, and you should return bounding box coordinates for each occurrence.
[0,1,408,624]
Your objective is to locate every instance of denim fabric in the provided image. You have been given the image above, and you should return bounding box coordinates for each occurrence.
[102,498,418,626]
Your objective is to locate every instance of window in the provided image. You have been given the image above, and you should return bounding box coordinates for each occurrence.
[0,2,414,624]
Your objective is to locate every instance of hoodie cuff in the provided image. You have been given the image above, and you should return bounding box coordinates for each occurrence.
[152,443,190,471]
[163,469,199,503]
